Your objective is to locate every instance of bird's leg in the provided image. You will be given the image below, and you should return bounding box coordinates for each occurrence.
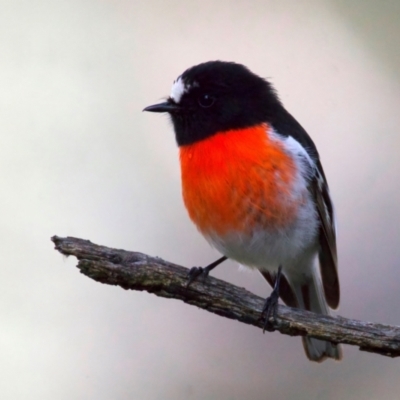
[187,256,228,287]
[262,265,282,332]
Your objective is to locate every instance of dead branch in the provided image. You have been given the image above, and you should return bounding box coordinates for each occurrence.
[51,235,400,358]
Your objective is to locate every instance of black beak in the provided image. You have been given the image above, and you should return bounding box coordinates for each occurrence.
[143,100,180,113]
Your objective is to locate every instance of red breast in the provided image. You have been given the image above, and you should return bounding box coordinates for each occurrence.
[179,123,299,236]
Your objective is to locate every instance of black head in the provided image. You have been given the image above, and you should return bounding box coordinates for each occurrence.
[143,61,283,146]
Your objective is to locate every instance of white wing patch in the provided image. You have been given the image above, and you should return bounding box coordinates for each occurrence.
[269,129,315,183]
[283,135,314,168]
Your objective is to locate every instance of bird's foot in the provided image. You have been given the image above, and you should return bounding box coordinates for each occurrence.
[186,266,210,287]
[186,256,228,288]
[261,266,282,332]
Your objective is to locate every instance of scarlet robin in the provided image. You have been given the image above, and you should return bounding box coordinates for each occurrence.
[144,61,342,362]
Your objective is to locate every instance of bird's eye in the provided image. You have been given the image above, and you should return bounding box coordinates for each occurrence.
[198,94,215,108]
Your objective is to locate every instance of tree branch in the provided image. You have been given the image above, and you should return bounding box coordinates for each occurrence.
[51,235,400,358]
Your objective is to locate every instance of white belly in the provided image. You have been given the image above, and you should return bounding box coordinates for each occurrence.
[204,191,319,277]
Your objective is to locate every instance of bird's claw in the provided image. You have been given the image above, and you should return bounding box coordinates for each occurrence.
[187,266,210,287]
[261,265,282,332]
[261,291,280,332]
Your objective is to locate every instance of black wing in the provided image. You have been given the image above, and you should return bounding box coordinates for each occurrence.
[312,160,340,309]
[270,107,340,309]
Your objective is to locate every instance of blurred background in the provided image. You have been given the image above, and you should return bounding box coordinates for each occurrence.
[1,0,399,399]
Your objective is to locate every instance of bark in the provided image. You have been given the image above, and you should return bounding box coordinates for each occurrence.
[51,235,400,358]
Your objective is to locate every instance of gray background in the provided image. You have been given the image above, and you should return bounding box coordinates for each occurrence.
[1,0,400,399]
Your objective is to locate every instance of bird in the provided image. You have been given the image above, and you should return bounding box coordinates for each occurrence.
[143,61,342,362]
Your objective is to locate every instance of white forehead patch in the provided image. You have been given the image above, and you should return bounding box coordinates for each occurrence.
[170,77,186,103]
[170,77,199,104]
